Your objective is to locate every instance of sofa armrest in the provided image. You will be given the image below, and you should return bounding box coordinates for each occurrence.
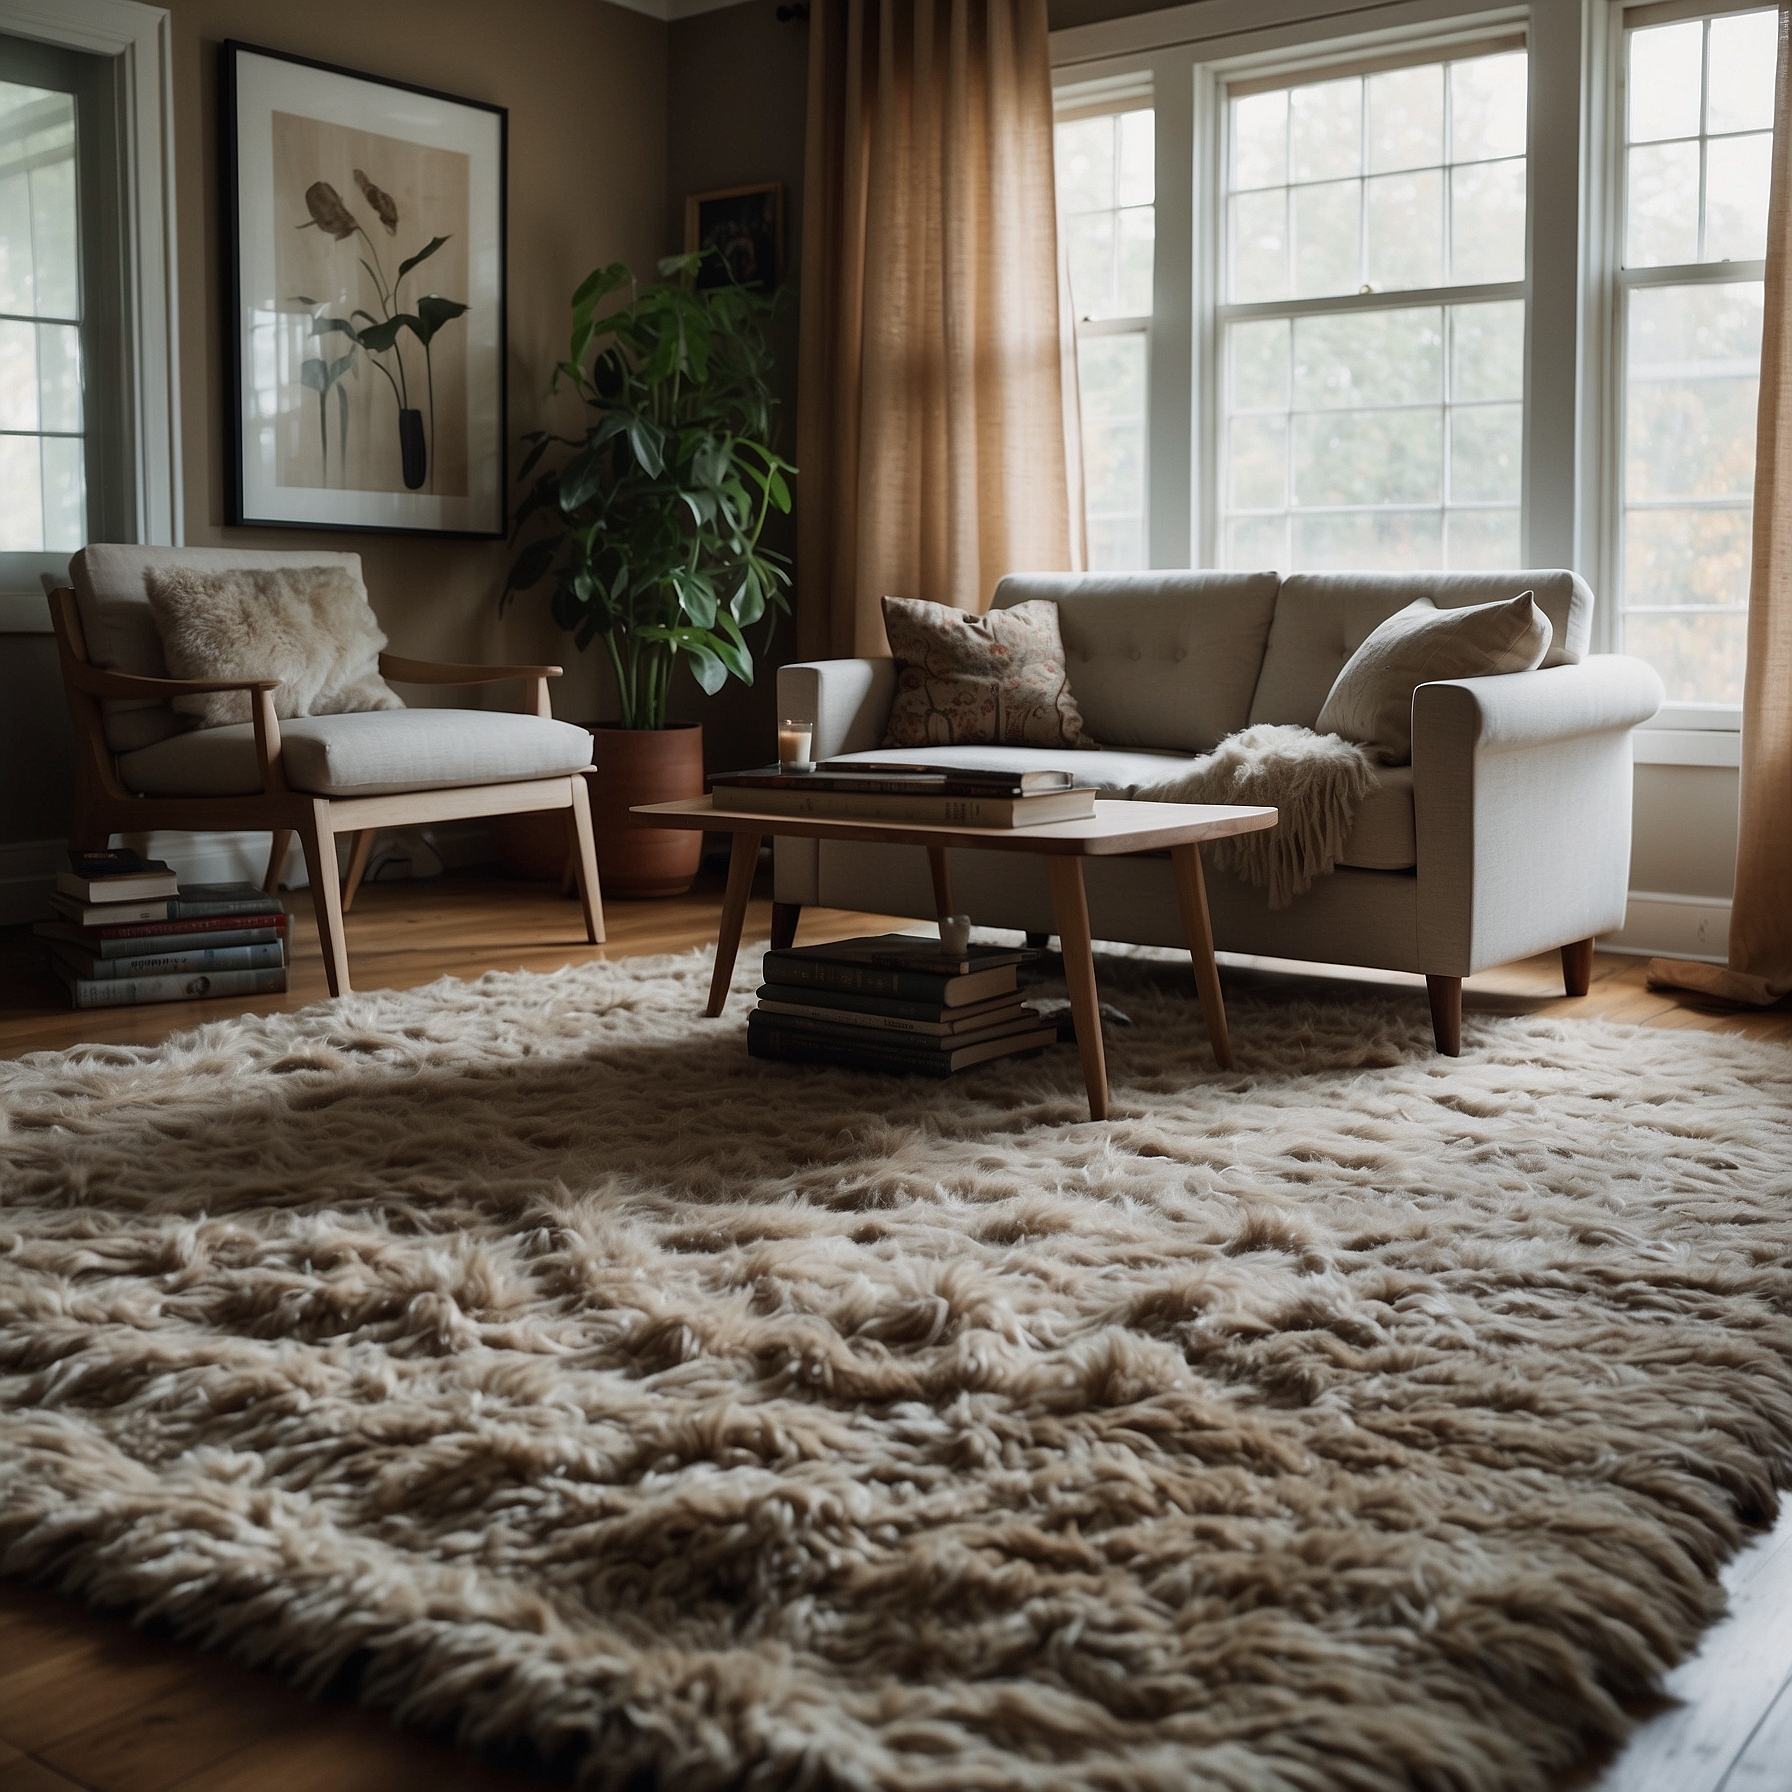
[1412,655,1664,753]
[777,658,898,760]
[1411,656,1664,976]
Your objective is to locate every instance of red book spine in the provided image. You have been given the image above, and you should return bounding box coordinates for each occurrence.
[90,911,288,941]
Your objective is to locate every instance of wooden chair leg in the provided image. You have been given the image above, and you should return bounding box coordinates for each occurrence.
[770,902,801,950]
[1562,937,1594,997]
[296,804,351,997]
[340,830,376,913]
[567,779,605,945]
[263,830,294,894]
[1427,975,1462,1057]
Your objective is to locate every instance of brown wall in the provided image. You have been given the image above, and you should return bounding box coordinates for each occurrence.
[662,0,809,770]
[167,0,668,728]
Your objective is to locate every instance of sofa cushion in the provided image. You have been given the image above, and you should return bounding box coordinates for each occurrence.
[881,596,1093,749]
[1337,764,1415,870]
[1316,593,1552,764]
[1248,570,1592,731]
[991,571,1280,754]
[144,563,402,729]
[72,545,368,753]
[116,709,594,798]
[834,743,1418,870]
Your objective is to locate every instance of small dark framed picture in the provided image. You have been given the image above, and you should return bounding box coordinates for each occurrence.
[684,182,784,290]
[219,41,507,536]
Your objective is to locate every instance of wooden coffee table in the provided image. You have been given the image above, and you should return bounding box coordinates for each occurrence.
[632,797,1277,1121]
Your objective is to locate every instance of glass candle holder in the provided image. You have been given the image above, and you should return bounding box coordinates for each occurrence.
[777,715,815,772]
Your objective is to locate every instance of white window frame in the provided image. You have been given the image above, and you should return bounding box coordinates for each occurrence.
[0,0,179,632]
[1596,0,1768,736]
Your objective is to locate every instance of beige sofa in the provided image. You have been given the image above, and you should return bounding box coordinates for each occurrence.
[772,570,1665,1052]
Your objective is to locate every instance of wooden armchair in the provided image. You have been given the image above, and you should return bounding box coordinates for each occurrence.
[50,565,603,999]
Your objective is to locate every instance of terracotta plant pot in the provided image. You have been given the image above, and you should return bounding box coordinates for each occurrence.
[588,721,705,898]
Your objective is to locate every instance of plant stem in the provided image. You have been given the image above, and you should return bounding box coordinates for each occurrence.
[603,629,631,729]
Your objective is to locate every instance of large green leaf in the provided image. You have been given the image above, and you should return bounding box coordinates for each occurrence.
[356,314,415,354]
[504,536,560,597]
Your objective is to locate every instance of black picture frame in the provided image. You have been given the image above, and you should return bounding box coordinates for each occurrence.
[220,41,508,537]
[684,182,784,290]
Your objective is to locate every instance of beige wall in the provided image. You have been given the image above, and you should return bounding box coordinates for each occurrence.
[170,0,667,722]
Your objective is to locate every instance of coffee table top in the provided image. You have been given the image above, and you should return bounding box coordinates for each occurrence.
[631,796,1277,857]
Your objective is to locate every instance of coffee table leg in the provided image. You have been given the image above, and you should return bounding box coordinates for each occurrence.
[1171,842,1232,1069]
[927,846,954,920]
[707,830,762,1017]
[1045,856,1108,1121]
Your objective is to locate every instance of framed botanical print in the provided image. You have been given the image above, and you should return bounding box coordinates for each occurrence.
[220,42,507,536]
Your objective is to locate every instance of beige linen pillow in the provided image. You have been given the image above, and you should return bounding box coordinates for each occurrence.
[881,595,1095,749]
[144,565,403,730]
[1315,591,1552,765]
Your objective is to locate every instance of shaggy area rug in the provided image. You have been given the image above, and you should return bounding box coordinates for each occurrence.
[2,949,1791,1792]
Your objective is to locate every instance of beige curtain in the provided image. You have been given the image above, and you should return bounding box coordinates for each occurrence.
[796,0,1076,662]
[1650,6,1792,1006]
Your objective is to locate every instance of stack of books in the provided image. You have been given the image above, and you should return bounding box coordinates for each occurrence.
[748,934,1057,1076]
[37,851,290,1010]
[710,761,1096,827]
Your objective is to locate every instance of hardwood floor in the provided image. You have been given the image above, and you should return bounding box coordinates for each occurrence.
[0,863,1787,1792]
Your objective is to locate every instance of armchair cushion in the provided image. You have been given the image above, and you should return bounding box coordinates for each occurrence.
[72,545,367,752]
[145,564,402,728]
[116,709,594,799]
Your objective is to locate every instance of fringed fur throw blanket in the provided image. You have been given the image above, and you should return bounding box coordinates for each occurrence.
[1134,723,1380,907]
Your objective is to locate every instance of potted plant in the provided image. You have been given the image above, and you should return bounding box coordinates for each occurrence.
[502,252,793,896]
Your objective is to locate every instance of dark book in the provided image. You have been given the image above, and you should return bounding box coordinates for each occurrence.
[55,861,179,903]
[713,785,1096,828]
[775,934,1034,976]
[762,937,1027,1008]
[750,1005,1046,1052]
[67,848,152,877]
[712,763,1077,798]
[747,1015,1057,1076]
[35,916,288,957]
[752,982,1032,1025]
[51,961,289,1010]
[48,882,285,928]
[48,939,286,982]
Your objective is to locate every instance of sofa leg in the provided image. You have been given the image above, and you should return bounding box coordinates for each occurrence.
[1426,975,1462,1057]
[770,902,801,950]
[1562,937,1594,997]
[340,830,376,912]
[262,829,294,894]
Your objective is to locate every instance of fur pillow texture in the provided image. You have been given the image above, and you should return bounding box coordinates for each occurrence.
[1316,590,1551,765]
[144,565,403,730]
[882,594,1095,749]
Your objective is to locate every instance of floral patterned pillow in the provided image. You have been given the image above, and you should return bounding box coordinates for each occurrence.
[881,595,1096,750]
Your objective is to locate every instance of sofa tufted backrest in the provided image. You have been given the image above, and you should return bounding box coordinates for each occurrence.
[72,544,368,752]
[990,570,1281,753]
[1247,570,1593,731]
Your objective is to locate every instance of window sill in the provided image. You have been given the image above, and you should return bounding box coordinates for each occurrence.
[1632,729,1741,768]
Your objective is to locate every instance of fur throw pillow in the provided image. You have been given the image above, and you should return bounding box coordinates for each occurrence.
[144,565,403,730]
[881,595,1095,750]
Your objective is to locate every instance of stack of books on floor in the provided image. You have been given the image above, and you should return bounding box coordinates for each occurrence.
[37,851,290,1010]
[748,934,1058,1076]
[710,761,1097,827]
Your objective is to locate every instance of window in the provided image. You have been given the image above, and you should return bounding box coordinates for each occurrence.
[0,75,81,553]
[1615,6,1774,706]
[0,29,131,598]
[1057,94,1154,570]
[1218,44,1529,570]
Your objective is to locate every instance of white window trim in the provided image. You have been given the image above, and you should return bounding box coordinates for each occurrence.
[1587,0,1767,733]
[0,0,179,633]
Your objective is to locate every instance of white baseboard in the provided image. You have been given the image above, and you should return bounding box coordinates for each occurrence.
[1601,891,1732,962]
[0,822,498,927]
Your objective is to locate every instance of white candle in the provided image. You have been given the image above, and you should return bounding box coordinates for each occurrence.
[778,723,814,771]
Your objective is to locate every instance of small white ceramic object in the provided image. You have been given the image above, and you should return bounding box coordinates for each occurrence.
[939,913,972,956]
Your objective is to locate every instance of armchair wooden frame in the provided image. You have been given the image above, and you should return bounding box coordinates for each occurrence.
[49,588,604,997]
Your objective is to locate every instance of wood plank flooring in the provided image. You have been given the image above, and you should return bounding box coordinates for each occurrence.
[0,863,1787,1792]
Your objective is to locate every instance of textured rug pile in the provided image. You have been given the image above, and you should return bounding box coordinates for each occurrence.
[2,948,1791,1792]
